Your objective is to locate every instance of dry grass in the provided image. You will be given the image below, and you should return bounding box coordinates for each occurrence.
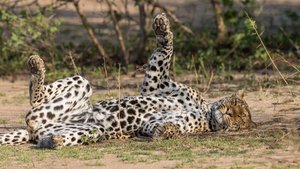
[0,72,299,168]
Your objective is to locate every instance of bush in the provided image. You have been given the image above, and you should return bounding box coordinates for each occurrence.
[0,7,60,74]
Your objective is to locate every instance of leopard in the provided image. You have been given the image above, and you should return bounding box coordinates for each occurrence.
[0,13,256,149]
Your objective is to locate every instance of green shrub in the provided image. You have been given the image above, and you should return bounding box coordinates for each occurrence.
[0,7,60,74]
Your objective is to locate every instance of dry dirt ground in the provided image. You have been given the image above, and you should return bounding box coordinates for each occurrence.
[0,72,299,169]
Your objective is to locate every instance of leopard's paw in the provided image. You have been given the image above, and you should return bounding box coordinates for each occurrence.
[152,122,181,141]
[152,13,170,36]
[28,55,45,75]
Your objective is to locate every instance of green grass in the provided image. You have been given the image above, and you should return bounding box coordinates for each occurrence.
[0,119,8,125]
[0,131,298,168]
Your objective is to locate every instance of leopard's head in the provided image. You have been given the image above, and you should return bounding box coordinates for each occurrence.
[221,90,257,131]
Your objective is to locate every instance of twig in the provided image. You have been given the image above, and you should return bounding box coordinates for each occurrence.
[121,0,131,30]
[210,0,227,44]
[39,0,68,13]
[130,63,147,77]
[52,1,69,10]
[245,12,293,95]
[148,0,193,35]
[73,0,108,78]
[204,71,214,93]
[136,0,148,65]
[263,57,281,70]
[117,63,123,137]
[277,55,300,73]
[105,0,128,72]
[279,27,300,55]
[223,43,239,58]
[68,51,79,75]
[277,55,300,80]
[192,55,199,86]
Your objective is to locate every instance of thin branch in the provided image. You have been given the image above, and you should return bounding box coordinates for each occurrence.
[105,0,128,72]
[192,55,200,86]
[277,55,300,73]
[245,12,293,95]
[73,0,108,77]
[204,71,214,93]
[223,43,240,58]
[137,0,148,65]
[279,27,300,55]
[117,63,123,137]
[68,51,79,75]
[210,0,227,44]
[48,1,69,11]
[130,63,147,77]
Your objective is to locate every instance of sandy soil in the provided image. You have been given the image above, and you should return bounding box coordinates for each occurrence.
[0,72,299,168]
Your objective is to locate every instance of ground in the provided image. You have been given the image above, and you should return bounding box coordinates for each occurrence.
[0,72,299,169]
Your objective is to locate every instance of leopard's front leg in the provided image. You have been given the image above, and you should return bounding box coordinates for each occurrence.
[36,123,106,149]
[0,129,29,145]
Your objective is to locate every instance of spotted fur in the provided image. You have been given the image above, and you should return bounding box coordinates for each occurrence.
[0,13,256,149]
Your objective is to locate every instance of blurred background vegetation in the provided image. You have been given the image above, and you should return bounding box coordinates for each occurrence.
[0,0,299,79]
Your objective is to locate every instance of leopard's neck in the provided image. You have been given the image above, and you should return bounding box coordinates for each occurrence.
[207,104,228,131]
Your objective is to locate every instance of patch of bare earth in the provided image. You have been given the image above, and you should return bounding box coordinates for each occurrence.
[4,154,178,169]
[0,72,299,168]
[0,78,29,130]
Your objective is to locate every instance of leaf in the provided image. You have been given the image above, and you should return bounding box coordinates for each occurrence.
[244,18,256,30]
[49,26,58,33]
[222,0,234,7]
[232,33,245,42]
[285,10,299,22]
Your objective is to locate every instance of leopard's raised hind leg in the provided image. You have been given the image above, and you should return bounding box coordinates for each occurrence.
[28,55,46,107]
[141,13,174,96]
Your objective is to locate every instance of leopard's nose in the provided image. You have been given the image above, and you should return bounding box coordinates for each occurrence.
[226,109,233,116]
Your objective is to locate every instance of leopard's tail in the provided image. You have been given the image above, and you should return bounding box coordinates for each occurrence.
[0,129,29,145]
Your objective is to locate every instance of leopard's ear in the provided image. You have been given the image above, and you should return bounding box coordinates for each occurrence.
[236,89,245,99]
